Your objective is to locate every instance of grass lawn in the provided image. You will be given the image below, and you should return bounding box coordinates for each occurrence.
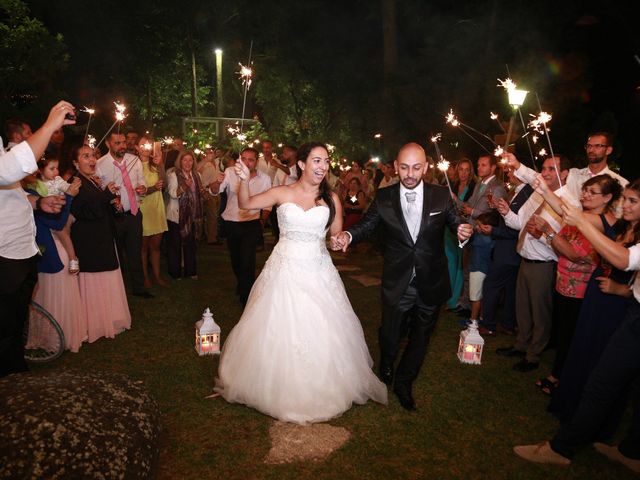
[30,238,634,479]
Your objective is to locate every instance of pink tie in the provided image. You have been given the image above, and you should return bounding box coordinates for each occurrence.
[113,160,138,215]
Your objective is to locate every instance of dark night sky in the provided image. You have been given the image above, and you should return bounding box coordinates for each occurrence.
[17,0,640,175]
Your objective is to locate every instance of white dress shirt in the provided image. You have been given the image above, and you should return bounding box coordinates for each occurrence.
[96,152,146,213]
[198,159,221,187]
[515,162,628,200]
[399,182,424,243]
[273,166,298,187]
[0,141,38,259]
[504,187,579,262]
[219,168,272,222]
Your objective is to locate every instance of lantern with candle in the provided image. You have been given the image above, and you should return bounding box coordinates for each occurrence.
[457,320,484,365]
[195,308,221,356]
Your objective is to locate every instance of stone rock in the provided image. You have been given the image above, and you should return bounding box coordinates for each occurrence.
[0,370,161,479]
[265,421,351,464]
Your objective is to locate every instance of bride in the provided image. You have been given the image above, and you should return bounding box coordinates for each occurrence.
[215,142,387,424]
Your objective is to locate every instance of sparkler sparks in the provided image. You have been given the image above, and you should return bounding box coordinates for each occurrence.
[437,159,450,172]
[445,109,460,127]
[114,102,127,122]
[497,78,517,91]
[237,63,253,89]
[528,112,552,134]
[494,146,504,157]
[490,112,499,120]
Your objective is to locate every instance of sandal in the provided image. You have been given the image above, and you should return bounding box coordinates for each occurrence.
[69,258,80,275]
[536,377,558,396]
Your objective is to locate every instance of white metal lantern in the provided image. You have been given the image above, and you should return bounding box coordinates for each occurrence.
[195,307,221,356]
[457,320,484,365]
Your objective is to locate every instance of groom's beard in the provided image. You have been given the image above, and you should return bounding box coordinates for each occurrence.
[401,177,420,189]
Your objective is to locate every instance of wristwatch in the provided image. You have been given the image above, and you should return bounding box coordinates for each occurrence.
[545,232,556,244]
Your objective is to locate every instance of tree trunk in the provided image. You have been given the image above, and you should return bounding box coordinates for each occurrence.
[187,29,198,117]
[381,0,398,152]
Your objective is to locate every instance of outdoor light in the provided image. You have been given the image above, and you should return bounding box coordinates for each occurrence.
[195,308,221,356]
[508,88,528,108]
[457,320,484,365]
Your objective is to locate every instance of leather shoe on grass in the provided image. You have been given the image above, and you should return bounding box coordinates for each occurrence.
[513,359,539,372]
[379,366,394,386]
[513,442,570,466]
[393,385,416,411]
[495,346,526,357]
[594,443,640,473]
[478,326,495,336]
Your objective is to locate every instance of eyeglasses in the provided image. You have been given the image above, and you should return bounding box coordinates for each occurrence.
[584,144,608,150]
[582,189,604,196]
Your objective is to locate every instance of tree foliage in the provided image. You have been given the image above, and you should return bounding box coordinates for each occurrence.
[0,0,68,118]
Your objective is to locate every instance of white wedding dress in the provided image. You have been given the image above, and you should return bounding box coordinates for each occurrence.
[215,202,387,424]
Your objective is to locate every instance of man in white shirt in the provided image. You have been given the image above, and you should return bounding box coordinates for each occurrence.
[495,155,579,372]
[257,140,289,184]
[210,147,271,305]
[377,162,399,189]
[96,132,151,298]
[0,100,75,377]
[508,132,627,202]
[514,203,640,473]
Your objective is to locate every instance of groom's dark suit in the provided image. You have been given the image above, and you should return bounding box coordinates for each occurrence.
[348,181,462,394]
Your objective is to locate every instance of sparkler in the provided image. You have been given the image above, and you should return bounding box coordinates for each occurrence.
[238,40,254,133]
[530,105,561,187]
[81,107,96,145]
[445,109,494,155]
[490,112,507,133]
[437,158,454,198]
[95,101,128,150]
[86,134,96,149]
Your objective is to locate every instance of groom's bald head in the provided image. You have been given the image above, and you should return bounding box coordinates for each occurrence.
[395,143,426,190]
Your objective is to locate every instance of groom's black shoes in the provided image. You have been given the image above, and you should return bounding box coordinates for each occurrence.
[393,383,416,411]
[379,365,394,386]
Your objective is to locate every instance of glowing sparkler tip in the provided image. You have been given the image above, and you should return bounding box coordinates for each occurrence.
[494,146,504,157]
[490,112,498,120]
[437,159,450,172]
[430,133,442,143]
[237,63,254,89]
[81,107,95,115]
[497,78,516,91]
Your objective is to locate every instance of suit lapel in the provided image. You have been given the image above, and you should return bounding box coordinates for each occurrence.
[417,182,432,240]
[392,183,414,243]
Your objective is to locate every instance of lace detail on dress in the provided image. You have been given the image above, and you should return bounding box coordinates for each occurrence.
[281,231,322,242]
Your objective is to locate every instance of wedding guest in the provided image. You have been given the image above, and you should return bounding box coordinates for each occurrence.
[4,118,32,150]
[209,147,271,305]
[495,155,579,372]
[26,177,87,353]
[165,151,204,279]
[96,132,152,298]
[342,177,366,230]
[198,147,223,245]
[513,195,640,474]
[137,136,168,287]
[70,144,131,342]
[0,101,72,377]
[445,158,476,312]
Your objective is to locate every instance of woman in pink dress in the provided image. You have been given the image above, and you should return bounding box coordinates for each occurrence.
[69,145,131,342]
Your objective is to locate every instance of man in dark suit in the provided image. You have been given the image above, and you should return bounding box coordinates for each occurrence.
[477,170,533,336]
[332,143,473,410]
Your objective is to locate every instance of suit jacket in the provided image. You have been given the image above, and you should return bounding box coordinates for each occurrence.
[467,175,507,222]
[70,175,119,272]
[348,182,462,306]
[490,184,533,267]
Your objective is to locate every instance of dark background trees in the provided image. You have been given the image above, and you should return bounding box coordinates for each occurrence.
[4,0,639,176]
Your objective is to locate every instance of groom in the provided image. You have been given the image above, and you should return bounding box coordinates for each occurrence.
[332,143,472,411]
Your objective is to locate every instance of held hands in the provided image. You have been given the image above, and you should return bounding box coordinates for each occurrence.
[234,159,250,181]
[330,231,351,252]
[525,217,543,239]
[457,223,473,242]
[476,223,492,236]
[495,197,510,216]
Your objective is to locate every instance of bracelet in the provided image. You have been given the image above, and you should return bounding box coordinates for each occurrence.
[545,232,556,244]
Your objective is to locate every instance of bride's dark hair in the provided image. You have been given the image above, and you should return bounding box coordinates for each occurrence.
[296,142,335,228]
